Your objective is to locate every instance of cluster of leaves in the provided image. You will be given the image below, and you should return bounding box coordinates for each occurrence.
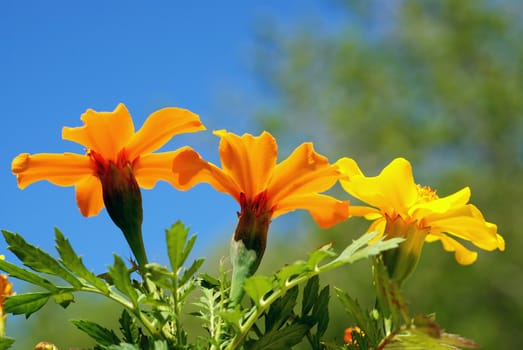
[0,223,405,349]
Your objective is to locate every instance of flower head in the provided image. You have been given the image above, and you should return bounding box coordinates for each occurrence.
[12,103,205,266]
[344,326,364,345]
[171,130,348,299]
[337,157,504,281]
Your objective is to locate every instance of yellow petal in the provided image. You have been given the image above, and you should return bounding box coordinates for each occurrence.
[62,103,134,161]
[215,130,277,198]
[127,107,205,160]
[413,187,470,215]
[349,205,382,219]
[274,194,349,228]
[12,152,92,189]
[336,157,364,178]
[428,206,502,251]
[171,147,241,201]
[433,234,478,265]
[134,149,188,189]
[339,158,418,215]
[75,175,104,217]
[269,143,339,205]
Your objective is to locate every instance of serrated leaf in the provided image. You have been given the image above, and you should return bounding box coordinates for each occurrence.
[335,287,380,343]
[55,228,109,293]
[0,259,58,292]
[165,221,190,273]
[179,258,205,286]
[2,230,82,288]
[275,261,308,286]
[301,275,319,315]
[248,323,309,350]
[307,242,337,267]
[220,305,244,330]
[119,309,140,344]
[4,292,50,318]
[108,255,138,305]
[313,285,330,337]
[265,286,298,332]
[0,337,15,350]
[71,319,120,346]
[243,275,274,306]
[52,291,75,308]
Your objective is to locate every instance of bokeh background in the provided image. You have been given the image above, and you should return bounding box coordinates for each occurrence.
[1,1,521,348]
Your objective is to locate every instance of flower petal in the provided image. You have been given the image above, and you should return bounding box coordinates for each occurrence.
[427,205,502,251]
[62,103,134,161]
[339,157,418,215]
[75,175,104,217]
[430,234,478,265]
[269,143,340,205]
[171,147,241,201]
[413,187,471,216]
[12,152,92,189]
[215,130,277,198]
[134,149,189,189]
[274,193,349,228]
[126,107,205,160]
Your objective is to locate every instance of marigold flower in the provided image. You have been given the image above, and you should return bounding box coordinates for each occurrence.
[0,257,13,337]
[337,157,504,281]
[171,130,348,299]
[12,103,205,266]
[344,326,363,344]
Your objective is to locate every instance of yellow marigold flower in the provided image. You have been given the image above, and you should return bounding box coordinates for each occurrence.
[337,157,504,277]
[12,103,205,267]
[172,130,349,270]
[12,103,205,216]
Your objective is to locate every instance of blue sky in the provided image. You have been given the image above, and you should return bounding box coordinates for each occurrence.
[1,2,336,278]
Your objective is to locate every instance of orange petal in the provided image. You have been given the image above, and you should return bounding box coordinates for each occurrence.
[134,149,189,189]
[171,147,241,201]
[62,103,134,161]
[269,143,340,205]
[215,130,277,198]
[75,175,104,217]
[12,152,92,189]
[127,107,205,160]
[274,194,349,228]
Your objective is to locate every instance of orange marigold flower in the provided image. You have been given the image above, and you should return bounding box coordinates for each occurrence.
[344,326,363,344]
[171,130,349,267]
[12,103,204,216]
[12,103,205,266]
[337,157,504,281]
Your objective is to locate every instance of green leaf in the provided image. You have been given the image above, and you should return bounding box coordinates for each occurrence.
[313,285,330,337]
[307,242,337,267]
[71,319,121,346]
[0,337,14,350]
[275,261,308,286]
[165,221,190,273]
[108,254,138,304]
[152,340,168,350]
[265,286,298,332]
[331,232,403,267]
[4,292,50,318]
[248,323,310,350]
[55,228,109,293]
[52,290,75,308]
[301,275,319,315]
[2,230,82,288]
[119,309,140,344]
[243,275,274,306]
[335,287,378,342]
[0,259,58,292]
[179,258,205,286]
[107,344,140,350]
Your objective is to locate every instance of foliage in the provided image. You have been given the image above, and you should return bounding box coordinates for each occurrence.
[252,0,521,348]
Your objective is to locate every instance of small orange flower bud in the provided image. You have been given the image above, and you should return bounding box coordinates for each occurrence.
[344,326,363,344]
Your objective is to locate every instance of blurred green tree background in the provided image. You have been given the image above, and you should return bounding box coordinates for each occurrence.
[252,0,522,348]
